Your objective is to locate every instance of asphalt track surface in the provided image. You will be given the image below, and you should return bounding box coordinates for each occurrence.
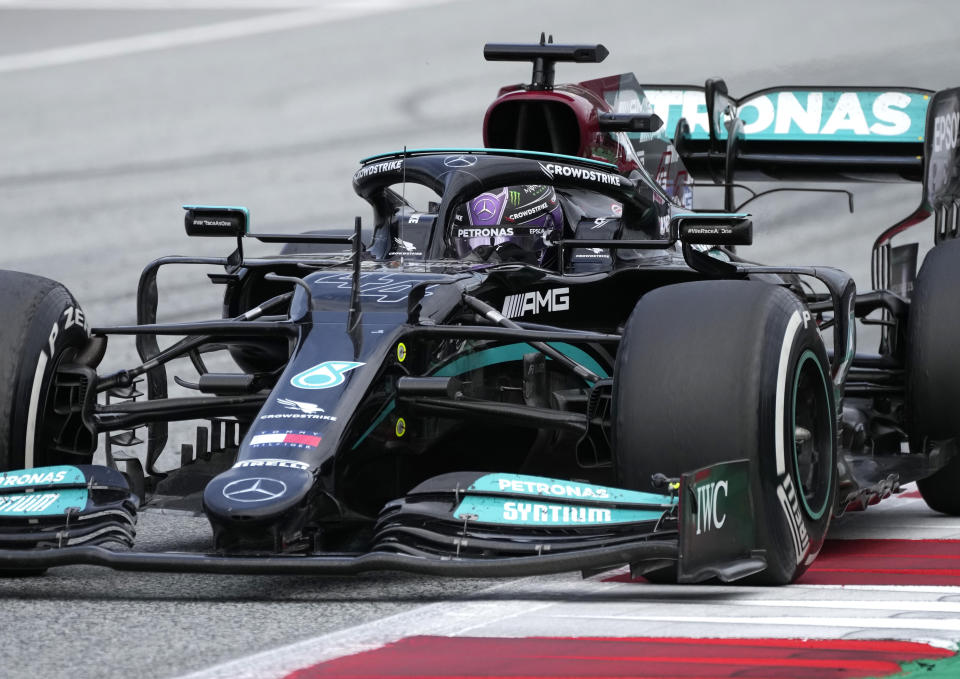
[2,1,960,678]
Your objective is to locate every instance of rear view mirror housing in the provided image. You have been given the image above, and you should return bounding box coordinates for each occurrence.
[672,213,753,246]
[597,112,664,133]
[183,205,249,237]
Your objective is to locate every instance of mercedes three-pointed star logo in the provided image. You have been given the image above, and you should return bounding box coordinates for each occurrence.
[222,477,287,503]
[444,154,478,168]
[475,198,496,216]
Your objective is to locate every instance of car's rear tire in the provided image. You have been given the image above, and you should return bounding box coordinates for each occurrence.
[907,239,960,441]
[916,449,960,515]
[612,280,837,585]
[905,240,960,515]
[0,270,91,471]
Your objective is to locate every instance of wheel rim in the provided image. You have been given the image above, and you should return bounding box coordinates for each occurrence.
[791,350,833,520]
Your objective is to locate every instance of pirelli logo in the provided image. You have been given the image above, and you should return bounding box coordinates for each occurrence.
[501,287,570,319]
[777,474,810,564]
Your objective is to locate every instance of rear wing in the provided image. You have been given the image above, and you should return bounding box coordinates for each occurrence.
[642,83,931,183]
[478,39,958,290]
[636,81,960,289]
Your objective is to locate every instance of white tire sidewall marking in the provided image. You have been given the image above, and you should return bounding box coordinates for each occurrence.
[23,351,49,470]
[22,305,86,469]
[774,310,804,476]
[772,309,814,566]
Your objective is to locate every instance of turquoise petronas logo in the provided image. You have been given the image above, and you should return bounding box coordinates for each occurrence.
[642,88,927,143]
[290,361,365,389]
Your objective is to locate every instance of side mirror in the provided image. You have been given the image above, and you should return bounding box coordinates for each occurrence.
[183,205,249,237]
[671,213,753,246]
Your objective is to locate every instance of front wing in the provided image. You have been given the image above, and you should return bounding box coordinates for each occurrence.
[0,459,763,583]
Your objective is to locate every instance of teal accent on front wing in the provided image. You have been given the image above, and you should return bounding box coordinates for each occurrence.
[0,488,88,517]
[454,495,664,527]
[432,342,608,381]
[469,473,674,508]
[0,465,85,488]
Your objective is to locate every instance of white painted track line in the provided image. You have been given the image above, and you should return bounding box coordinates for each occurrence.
[0,0,454,74]
[0,1,367,9]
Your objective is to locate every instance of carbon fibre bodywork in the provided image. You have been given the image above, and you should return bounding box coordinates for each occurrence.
[0,147,775,580]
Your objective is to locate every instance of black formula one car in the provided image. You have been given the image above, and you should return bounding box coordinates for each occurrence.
[1,40,959,585]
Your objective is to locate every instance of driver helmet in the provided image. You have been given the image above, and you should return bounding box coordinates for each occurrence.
[452,185,563,264]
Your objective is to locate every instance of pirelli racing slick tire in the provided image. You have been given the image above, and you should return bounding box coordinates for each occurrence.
[916,451,960,516]
[906,240,960,515]
[907,238,960,441]
[0,270,92,472]
[612,280,837,585]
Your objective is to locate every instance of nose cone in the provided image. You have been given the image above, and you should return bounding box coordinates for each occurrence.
[203,465,313,523]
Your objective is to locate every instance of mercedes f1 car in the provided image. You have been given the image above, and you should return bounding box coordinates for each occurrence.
[1,40,959,585]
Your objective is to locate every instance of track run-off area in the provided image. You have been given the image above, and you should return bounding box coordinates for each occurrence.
[180,488,960,678]
[2,1,960,678]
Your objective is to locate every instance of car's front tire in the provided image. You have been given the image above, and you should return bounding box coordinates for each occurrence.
[612,280,837,584]
[0,270,93,471]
